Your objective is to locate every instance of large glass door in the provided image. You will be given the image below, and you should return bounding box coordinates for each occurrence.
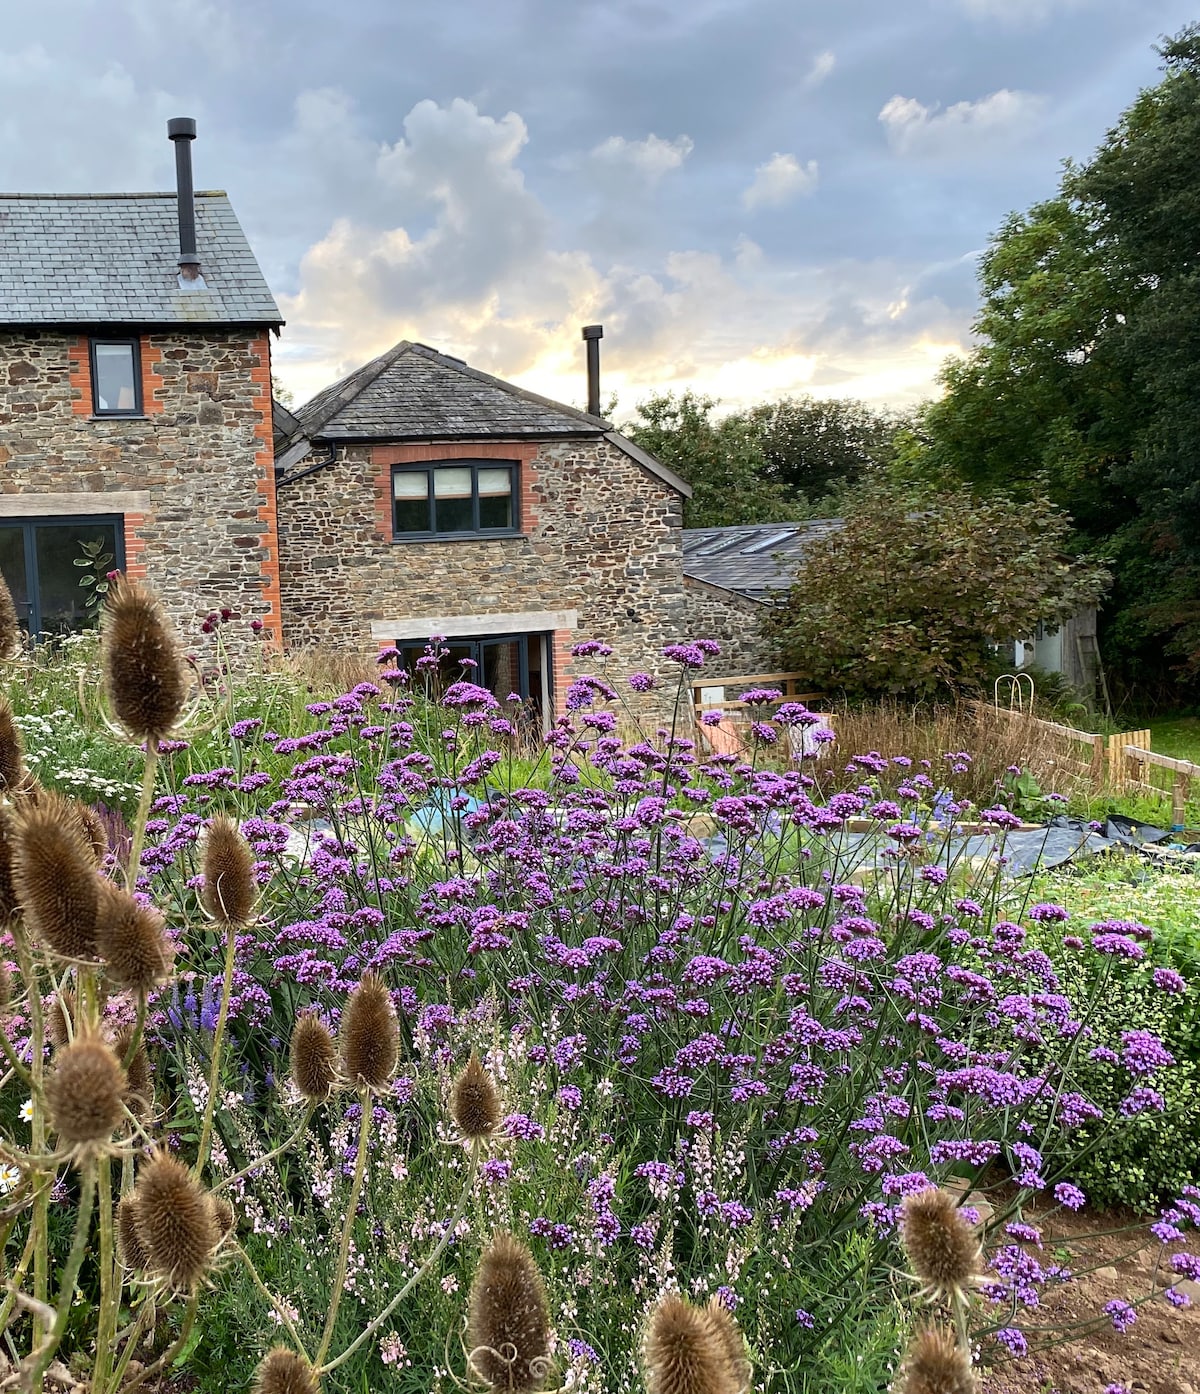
[0,517,123,638]
[395,632,548,725]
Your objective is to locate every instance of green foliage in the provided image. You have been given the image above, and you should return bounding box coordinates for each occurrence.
[762,479,1108,699]
[72,536,115,619]
[920,25,1200,702]
[624,391,801,527]
[624,391,907,528]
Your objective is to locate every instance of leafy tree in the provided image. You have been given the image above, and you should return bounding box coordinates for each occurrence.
[746,396,908,503]
[625,391,802,528]
[626,391,905,527]
[921,26,1200,697]
[762,480,1109,700]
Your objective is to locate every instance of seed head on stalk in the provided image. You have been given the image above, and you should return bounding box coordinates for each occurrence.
[101,576,187,743]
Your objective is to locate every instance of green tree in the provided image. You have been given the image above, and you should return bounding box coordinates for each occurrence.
[922,26,1200,697]
[626,391,905,527]
[625,391,802,528]
[763,480,1109,700]
[746,396,908,504]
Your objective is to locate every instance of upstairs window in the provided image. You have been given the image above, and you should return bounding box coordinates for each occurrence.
[90,338,142,416]
[392,461,517,538]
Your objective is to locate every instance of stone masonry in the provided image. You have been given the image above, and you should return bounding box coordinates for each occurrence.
[276,435,691,714]
[0,327,281,648]
[681,576,779,674]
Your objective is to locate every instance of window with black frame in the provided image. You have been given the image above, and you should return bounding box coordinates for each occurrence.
[392,461,517,538]
[0,517,124,637]
[90,339,142,416]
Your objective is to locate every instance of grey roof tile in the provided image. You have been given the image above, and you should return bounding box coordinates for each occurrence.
[0,192,281,326]
[682,521,842,600]
[292,340,607,441]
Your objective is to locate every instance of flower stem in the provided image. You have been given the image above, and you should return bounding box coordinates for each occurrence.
[125,739,160,887]
[314,1088,373,1367]
[231,1243,311,1361]
[195,918,238,1178]
[212,1107,314,1195]
[320,1140,480,1376]
[25,1159,96,1391]
[120,1291,199,1394]
[93,1156,118,1394]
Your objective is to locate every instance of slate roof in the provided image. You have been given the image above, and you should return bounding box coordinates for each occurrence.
[682,521,841,601]
[291,340,611,441]
[0,192,282,326]
[278,339,691,497]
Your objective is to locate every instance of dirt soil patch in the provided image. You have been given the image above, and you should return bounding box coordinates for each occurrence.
[982,1203,1200,1394]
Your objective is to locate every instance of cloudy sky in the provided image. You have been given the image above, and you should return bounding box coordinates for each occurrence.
[2,0,1195,415]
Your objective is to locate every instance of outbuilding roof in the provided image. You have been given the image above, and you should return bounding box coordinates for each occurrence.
[0,192,282,327]
[682,521,841,601]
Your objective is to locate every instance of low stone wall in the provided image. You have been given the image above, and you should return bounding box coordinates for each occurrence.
[681,576,778,673]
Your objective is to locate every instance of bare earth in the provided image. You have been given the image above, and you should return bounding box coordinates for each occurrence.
[982,1205,1200,1394]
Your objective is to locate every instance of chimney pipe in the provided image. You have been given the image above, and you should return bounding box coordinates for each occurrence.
[582,324,603,417]
[167,117,201,273]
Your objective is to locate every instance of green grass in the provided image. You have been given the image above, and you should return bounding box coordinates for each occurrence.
[1149,715,1200,764]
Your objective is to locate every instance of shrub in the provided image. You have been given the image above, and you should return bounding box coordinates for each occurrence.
[763,480,1109,699]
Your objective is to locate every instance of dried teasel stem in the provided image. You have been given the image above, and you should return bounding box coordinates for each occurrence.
[314,1086,374,1367]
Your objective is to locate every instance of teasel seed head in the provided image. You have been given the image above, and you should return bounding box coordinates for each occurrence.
[0,809,19,923]
[101,576,188,743]
[72,801,110,868]
[897,1326,975,1394]
[290,1013,338,1103]
[642,1293,733,1394]
[44,1035,127,1149]
[132,1152,220,1291]
[702,1297,751,1393]
[48,988,77,1049]
[252,1347,320,1394]
[466,1232,552,1392]
[339,972,399,1090]
[111,1023,153,1119]
[0,961,10,1014]
[451,1052,502,1140]
[94,879,174,994]
[0,697,25,795]
[210,1194,236,1242]
[117,1195,151,1271]
[900,1189,983,1304]
[12,793,101,960]
[0,572,19,661]
[201,815,257,925]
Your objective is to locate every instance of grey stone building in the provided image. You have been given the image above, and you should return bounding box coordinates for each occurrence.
[0,142,284,648]
[272,340,692,720]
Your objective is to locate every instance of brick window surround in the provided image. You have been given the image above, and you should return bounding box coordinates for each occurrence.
[373,441,541,542]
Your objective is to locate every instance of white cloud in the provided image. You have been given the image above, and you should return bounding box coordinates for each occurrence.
[0,45,180,190]
[879,89,1046,157]
[587,133,694,183]
[805,50,836,87]
[269,91,968,414]
[741,153,819,210]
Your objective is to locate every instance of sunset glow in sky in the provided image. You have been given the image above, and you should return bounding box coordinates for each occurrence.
[2,0,1194,417]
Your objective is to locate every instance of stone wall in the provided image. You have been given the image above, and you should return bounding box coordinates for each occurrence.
[681,576,778,674]
[0,327,280,648]
[275,436,690,716]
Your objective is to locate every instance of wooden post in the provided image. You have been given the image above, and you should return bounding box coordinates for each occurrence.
[1174,771,1189,830]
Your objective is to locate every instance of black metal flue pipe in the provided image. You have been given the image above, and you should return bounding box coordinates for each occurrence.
[582,324,603,417]
[167,117,201,270]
